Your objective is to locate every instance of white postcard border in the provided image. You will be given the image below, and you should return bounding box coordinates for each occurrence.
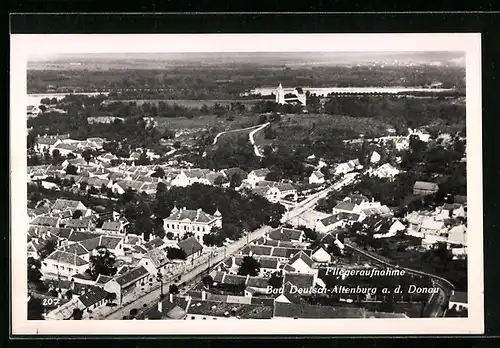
[10,33,483,335]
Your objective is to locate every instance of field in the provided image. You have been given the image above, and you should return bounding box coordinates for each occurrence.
[253,113,392,149]
[112,99,261,108]
[155,115,259,132]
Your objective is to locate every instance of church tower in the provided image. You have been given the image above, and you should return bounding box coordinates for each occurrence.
[276,83,285,105]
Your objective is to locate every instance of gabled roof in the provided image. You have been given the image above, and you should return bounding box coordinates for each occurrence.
[45,250,88,266]
[177,237,203,257]
[413,181,439,191]
[63,217,93,229]
[249,168,270,177]
[164,208,217,223]
[333,201,356,212]
[144,238,165,251]
[268,227,303,242]
[95,274,113,286]
[283,273,315,290]
[59,243,89,256]
[288,251,315,268]
[101,221,123,232]
[145,248,169,268]
[311,171,324,179]
[114,266,149,288]
[29,216,60,227]
[78,286,109,308]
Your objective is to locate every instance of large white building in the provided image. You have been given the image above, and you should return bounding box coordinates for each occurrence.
[275,84,307,106]
[163,206,223,242]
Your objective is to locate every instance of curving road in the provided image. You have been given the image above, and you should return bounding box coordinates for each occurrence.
[248,122,270,157]
[212,124,266,145]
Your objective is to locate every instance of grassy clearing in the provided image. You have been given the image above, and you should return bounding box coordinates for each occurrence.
[114,99,261,108]
[155,115,259,132]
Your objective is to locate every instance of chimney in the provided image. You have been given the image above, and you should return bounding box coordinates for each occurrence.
[201,290,206,301]
[169,293,174,303]
[158,300,162,313]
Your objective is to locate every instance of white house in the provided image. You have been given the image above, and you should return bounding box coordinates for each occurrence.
[311,247,331,264]
[163,206,222,242]
[34,135,62,154]
[246,168,271,188]
[309,171,325,185]
[40,250,89,279]
[315,214,347,233]
[333,159,362,176]
[287,251,316,274]
[373,219,406,239]
[370,151,381,164]
[369,163,400,179]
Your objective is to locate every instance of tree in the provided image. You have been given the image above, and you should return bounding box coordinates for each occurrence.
[66,164,78,175]
[28,295,45,320]
[79,182,88,191]
[72,210,83,219]
[268,272,283,289]
[169,284,179,294]
[166,247,187,260]
[173,141,182,149]
[27,257,42,284]
[166,232,174,240]
[238,256,261,276]
[82,149,93,164]
[202,275,213,287]
[39,239,58,259]
[88,247,117,280]
[229,172,242,189]
[136,151,150,165]
[258,114,268,124]
[214,176,225,187]
[152,167,165,178]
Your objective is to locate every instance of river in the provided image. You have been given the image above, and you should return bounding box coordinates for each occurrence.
[27,92,110,106]
[249,86,455,96]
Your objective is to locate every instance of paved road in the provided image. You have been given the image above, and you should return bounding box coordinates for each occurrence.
[248,122,270,157]
[344,243,454,318]
[280,173,359,223]
[212,124,265,145]
[104,173,358,319]
[104,225,272,319]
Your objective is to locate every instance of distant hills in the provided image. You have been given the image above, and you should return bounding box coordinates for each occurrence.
[28,51,466,70]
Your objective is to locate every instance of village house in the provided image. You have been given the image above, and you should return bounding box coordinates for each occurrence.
[76,286,110,312]
[29,216,61,228]
[332,159,362,176]
[413,181,439,196]
[308,171,325,185]
[140,294,187,320]
[246,168,271,188]
[265,227,305,245]
[41,250,89,279]
[311,246,332,264]
[368,163,401,179]
[61,217,95,231]
[252,181,298,203]
[170,169,213,187]
[448,291,468,311]
[435,203,466,220]
[286,251,316,275]
[138,248,171,276]
[104,266,151,304]
[177,237,204,261]
[163,206,223,242]
[51,199,88,214]
[315,212,360,233]
[34,135,63,154]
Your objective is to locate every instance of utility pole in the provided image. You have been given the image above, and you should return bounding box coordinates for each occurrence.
[157,271,163,299]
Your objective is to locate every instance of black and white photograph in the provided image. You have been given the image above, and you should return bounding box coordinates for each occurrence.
[10,33,483,335]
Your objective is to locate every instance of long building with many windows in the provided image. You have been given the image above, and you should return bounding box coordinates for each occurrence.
[163,206,222,242]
